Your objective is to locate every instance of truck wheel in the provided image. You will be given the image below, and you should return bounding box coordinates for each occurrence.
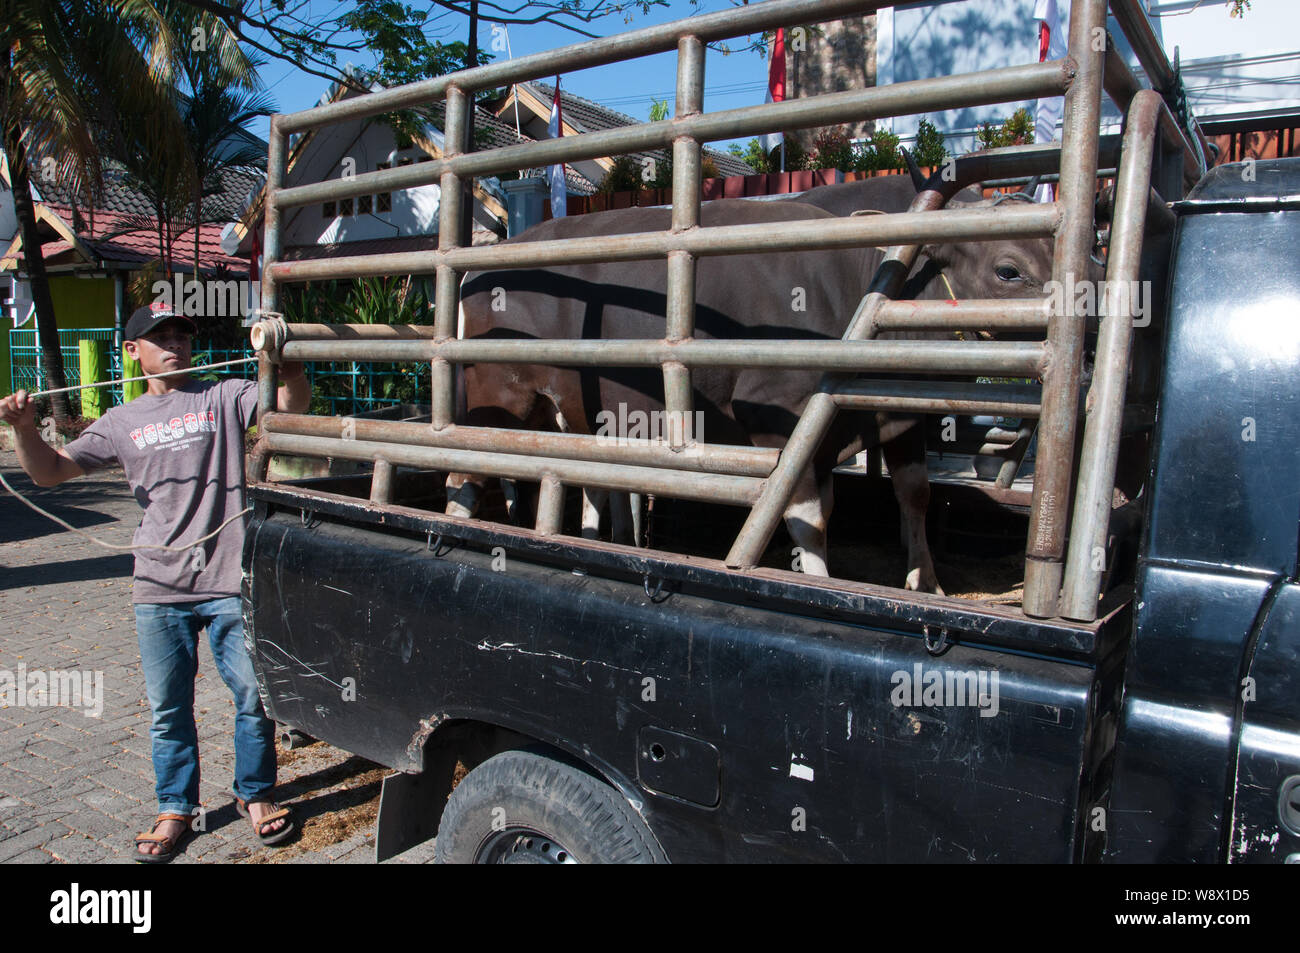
[434,749,667,864]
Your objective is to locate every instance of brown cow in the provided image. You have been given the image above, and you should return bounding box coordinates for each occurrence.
[447,183,1056,589]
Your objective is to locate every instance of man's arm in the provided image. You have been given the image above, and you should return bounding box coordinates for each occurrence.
[276,361,311,414]
[0,391,86,487]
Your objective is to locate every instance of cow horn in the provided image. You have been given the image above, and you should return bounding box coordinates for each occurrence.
[1021,175,1042,196]
[901,148,927,192]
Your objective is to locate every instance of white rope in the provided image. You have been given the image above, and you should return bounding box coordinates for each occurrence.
[0,470,252,553]
[25,357,258,399]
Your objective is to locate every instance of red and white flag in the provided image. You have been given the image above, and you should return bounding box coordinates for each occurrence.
[547,77,566,218]
[759,28,786,155]
[1034,0,1069,200]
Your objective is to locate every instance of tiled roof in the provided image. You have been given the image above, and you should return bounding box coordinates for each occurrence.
[19,205,247,272]
[529,81,755,180]
[31,157,264,225]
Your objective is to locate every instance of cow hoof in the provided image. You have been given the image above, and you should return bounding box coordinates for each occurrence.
[905,569,945,595]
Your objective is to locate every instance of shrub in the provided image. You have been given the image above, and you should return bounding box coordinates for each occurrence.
[912,118,949,169]
[598,155,644,193]
[976,107,1036,150]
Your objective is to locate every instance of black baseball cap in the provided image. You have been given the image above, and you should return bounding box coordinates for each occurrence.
[125,303,197,341]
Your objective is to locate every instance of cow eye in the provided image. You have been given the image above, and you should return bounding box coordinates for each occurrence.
[995,264,1023,282]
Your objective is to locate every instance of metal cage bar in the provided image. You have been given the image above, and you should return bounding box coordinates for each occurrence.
[252,0,1202,621]
[1021,0,1108,619]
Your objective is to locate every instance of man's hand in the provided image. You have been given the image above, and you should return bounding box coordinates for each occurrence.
[1,390,84,487]
[276,362,311,414]
[0,390,38,431]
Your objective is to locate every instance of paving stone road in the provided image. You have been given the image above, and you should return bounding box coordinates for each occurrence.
[0,449,435,864]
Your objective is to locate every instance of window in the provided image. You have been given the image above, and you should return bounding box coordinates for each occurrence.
[376,162,391,213]
[340,196,353,216]
[323,200,336,218]
[358,194,373,214]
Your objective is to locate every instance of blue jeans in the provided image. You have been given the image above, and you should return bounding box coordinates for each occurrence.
[134,597,276,816]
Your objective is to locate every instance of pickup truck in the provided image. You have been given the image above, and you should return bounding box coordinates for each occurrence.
[241,158,1300,863]
[237,0,1300,863]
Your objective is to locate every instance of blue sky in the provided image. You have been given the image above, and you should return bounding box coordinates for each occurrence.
[246,0,778,154]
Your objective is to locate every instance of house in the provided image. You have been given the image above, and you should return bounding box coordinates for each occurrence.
[0,150,261,399]
[486,81,754,190]
[227,75,754,293]
[225,75,534,286]
[873,0,1300,161]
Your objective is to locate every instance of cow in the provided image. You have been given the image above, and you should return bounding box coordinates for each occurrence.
[445,178,1058,591]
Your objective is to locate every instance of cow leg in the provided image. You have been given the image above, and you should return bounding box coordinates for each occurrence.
[881,426,944,595]
[581,488,607,540]
[445,473,482,519]
[606,492,644,546]
[783,469,833,576]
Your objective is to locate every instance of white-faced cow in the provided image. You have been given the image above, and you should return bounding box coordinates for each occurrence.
[446,177,1057,591]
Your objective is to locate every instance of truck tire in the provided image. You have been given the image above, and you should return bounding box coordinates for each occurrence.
[434,749,668,864]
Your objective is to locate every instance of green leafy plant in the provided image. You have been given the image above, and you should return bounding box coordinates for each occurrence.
[850,128,903,173]
[912,118,949,169]
[808,127,854,172]
[976,107,1036,149]
[598,155,645,193]
[283,275,432,415]
[728,138,773,173]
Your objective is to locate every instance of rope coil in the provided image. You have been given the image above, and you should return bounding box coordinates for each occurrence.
[249,313,288,364]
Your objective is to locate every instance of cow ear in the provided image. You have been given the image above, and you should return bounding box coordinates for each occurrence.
[920,241,953,269]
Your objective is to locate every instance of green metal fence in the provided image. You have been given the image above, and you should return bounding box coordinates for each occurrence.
[8,327,120,417]
[9,327,428,417]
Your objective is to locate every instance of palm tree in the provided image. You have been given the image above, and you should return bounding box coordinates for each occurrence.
[1,0,180,420]
[174,38,272,280]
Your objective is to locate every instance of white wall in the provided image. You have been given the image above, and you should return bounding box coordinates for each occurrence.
[1146,0,1300,124]
[280,120,441,249]
[0,180,16,244]
[876,0,1300,152]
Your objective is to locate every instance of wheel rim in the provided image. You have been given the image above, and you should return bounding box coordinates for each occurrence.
[476,827,579,864]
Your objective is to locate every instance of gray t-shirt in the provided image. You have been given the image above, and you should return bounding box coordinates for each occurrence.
[63,378,258,604]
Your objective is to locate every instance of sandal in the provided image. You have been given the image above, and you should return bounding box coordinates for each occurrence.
[234,795,297,846]
[134,812,193,864]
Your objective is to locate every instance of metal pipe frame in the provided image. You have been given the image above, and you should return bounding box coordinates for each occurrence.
[919,139,1121,200]
[535,475,564,536]
[663,35,705,446]
[272,299,1049,340]
[1021,0,1108,619]
[260,412,779,477]
[1109,0,1212,173]
[252,0,1202,619]
[274,0,892,135]
[831,380,1042,418]
[278,337,1046,377]
[265,203,1060,284]
[432,87,469,430]
[872,298,1051,332]
[370,458,395,504]
[1059,89,1167,621]
[265,433,765,506]
[271,62,1068,212]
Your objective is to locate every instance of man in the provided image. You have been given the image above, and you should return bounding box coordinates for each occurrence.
[0,302,311,861]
